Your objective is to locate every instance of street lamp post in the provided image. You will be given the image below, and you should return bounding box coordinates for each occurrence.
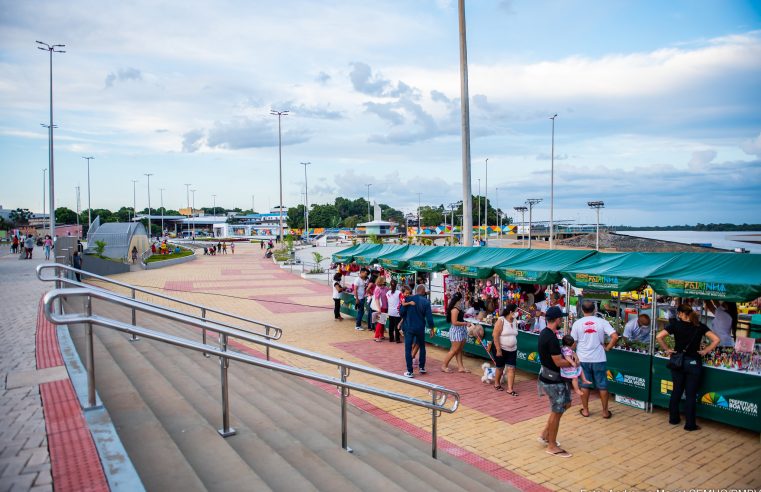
[212,194,217,216]
[190,189,197,239]
[588,201,605,251]
[416,192,422,236]
[477,178,481,242]
[495,187,500,241]
[549,114,558,249]
[132,179,138,222]
[301,162,311,241]
[251,195,255,213]
[145,173,153,239]
[365,183,372,221]
[42,168,46,231]
[270,109,289,243]
[159,188,165,236]
[514,206,528,247]
[37,41,65,240]
[83,156,94,227]
[184,183,191,237]
[484,158,488,244]
[457,0,473,246]
[526,198,542,249]
[75,185,80,232]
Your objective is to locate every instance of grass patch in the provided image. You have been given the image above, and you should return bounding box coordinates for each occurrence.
[145,249,193,263]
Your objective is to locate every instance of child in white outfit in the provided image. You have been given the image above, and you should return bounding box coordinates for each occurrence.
[560,335,591,396]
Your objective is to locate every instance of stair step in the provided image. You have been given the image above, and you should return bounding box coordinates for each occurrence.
[92,327,272,492]
[67,324,207,492]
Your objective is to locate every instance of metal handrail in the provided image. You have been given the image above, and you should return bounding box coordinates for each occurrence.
[37,263,281,358]
[43,287,459,458]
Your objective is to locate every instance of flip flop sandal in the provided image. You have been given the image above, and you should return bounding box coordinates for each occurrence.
[440,368,453,373]
[546,449,572,458]
[579,408,590,418]
[602,410,613,419]
[494,385,505,391]
[537,437,561,446]
[507,391,518,397]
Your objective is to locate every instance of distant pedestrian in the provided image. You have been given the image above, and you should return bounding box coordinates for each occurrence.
[260,241,264,250]
[72,251,83,281]
[230,242,235,254]
[571,300,620,419]
[43,235,53,260]
[353,269,369,331]
[24,234,35,259]
[217,241,222,252]
[400,284,434,378]
[204,247,208,255]
[386,279,402,343]
[131,246,138,264]
[332,273,344,321]
[222,242,227,254]
[372,276,389,342]
[11,235,19,254]
[441,292,469,373]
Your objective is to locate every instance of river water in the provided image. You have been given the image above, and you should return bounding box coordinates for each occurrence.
[617,231,761,254]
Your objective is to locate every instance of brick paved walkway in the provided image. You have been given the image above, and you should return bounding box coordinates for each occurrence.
[103,242,761,490]
[0,253,53,492]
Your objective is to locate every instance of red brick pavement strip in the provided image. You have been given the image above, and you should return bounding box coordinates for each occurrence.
[223,335,550,492]
[248,295,329,314]
[36,298,64,369]
[40,379,109,492]
[332,339,585,425]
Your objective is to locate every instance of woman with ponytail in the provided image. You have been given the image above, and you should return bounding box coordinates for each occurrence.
[656,302,719,431]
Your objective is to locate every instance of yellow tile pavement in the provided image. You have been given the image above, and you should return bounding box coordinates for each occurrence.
[101,242,761,491]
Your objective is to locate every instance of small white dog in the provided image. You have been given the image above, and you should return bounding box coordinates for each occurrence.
[480,362,506,385]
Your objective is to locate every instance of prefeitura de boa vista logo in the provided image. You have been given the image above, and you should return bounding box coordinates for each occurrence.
[576,273,619,289]
[701,392,758,416]
[666,279,728,298]
[606,369,646,388]
[517,351,540,363]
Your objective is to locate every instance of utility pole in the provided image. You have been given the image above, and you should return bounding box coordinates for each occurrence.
[37,41,65,240]
[484,158,488,244]
[145,173,153,238]
[588,201,605,250]
[270,109,289,242]
[301,162,311,241]
[526,198,542,249]
[549,114,558,249]
[514,206,527,247]
[83,156,94,227]
[457,0,473,246]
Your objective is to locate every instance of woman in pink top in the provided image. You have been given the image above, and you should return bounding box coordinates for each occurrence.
[373,276,389,341]
[43,235,53,260]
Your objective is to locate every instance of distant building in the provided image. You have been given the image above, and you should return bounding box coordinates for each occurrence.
[86,217,149,260]
[358,202,399,237]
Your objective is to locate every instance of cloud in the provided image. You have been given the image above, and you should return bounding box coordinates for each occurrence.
[430,90,450,103]
[740,132,761,157]
[182,129,204,153]
[290,103,343,120]
[348,61,414,98]
[364,102,405,125]
[315,71,331,84]
[536,153,570,160]
[154,128,169,133]
[104,67,143,88]
[498,0,516,14]
[687,149,717,167]
[205,117,310,150]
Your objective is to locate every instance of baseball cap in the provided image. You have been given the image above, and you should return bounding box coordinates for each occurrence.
[545,306,567,321]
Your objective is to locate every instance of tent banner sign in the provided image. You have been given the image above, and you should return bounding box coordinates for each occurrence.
[448,264,480,277]
[502,269,540,283]
[572,273,620,290]
[663,279,729,299]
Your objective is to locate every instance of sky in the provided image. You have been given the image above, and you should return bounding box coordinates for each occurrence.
[1,0,760,226]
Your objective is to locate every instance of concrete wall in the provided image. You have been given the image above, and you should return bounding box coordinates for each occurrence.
[81,254,130,276]
[144,252,196,270]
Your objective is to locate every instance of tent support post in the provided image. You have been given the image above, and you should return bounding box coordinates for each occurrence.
[647,289,658,413]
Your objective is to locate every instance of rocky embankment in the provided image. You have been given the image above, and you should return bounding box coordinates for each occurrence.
[556,231,727,252]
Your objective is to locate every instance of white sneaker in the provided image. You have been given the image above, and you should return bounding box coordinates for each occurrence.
[403,371,414,378]
[355,326,365,331]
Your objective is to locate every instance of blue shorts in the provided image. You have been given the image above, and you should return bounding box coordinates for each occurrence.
[580,361,608,390]
[539,381,572,414]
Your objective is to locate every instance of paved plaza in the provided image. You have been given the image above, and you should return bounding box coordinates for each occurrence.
[1,242,760,490]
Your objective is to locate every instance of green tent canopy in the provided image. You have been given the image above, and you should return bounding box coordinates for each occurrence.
[377,245,434,270]
[494,249,596,284]
[646,252,761,302]
[562,252,677,292]
[332,243,381,264]
[353,244,406,266]
[445,247,531,279]
[406,246,475,272]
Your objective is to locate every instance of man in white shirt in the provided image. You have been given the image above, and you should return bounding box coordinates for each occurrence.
[622,314,651,343]
[353,269,369,331]
[571,300,619,419]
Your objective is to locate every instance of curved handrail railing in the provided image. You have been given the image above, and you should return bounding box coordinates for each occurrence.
[43,287,459,458]
[37,263,282,357]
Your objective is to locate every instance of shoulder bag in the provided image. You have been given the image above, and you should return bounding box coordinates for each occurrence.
[666,326,701,371]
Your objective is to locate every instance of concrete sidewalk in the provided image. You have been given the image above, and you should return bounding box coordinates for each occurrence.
[105,242,761,490]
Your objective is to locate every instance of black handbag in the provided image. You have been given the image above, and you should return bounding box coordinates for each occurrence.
[666,326,701,371]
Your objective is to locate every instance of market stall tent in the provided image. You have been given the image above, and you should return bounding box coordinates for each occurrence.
[407,246,476,272]
[332,243,382,263]
[562,252,677,292]
[645,252,761,302]
[353,244,406,266]
[445,247,531,279]
[494,249,595,284]
[376,245,433,270]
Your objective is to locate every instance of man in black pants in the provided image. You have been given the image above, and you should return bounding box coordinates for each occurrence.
[537,306,573,458]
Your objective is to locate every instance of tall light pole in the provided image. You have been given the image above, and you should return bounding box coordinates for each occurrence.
[75,185,80,232]
[190,189,197,238]
[526,198,542,249]
[416,192,422,234]
[184,183,191,236]
[40,123,57,232]
[477,178,481,242]
[82,156,94,227]
[549,114,558,249]
[132,179,138,222]
[365,183,372,221]
[457,0,473,246]
[484,158,488,244]
[270,109,289,242]
[37,41,65,240]
[251,195,255,213]
[159,188,165,236]
[495,187,500,241]
[300,162,311,241]
[588,201,605,251]
[42,168,47,231]
[144,173,153,238]
[212,194,217,216]
[514,206,528,247]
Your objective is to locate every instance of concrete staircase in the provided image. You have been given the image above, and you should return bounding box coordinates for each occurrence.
[66,303,513,492]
